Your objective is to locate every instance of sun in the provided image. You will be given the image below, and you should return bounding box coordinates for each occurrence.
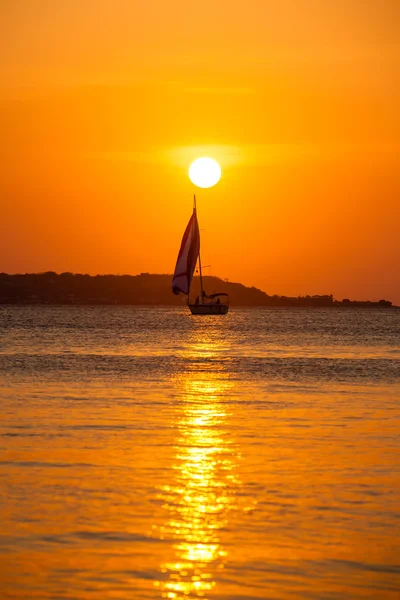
[189,157,221,188]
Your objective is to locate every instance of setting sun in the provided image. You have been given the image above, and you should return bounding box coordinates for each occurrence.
[189,158,221,188]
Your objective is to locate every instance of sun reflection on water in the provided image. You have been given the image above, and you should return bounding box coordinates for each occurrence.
[154,335,239,599]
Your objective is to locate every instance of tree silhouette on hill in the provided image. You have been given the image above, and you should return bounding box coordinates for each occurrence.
[0,272,393,308]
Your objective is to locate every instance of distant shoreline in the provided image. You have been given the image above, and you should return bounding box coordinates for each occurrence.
[0,303,398,310]
[0,272,396,309]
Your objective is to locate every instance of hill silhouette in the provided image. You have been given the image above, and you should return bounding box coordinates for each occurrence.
[0,272,394,308]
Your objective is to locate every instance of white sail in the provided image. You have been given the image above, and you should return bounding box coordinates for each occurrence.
[172,208,200,295]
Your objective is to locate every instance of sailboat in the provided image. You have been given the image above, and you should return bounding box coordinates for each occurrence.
[172,196,229,315]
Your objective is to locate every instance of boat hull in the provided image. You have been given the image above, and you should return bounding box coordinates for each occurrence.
[189,304,229,315]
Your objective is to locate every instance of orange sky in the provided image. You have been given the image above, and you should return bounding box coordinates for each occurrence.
[1,0,399,302]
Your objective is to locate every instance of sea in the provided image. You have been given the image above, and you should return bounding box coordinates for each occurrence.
[0,306,399,600]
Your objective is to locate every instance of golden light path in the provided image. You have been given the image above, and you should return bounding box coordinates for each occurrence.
[154,333,240,599]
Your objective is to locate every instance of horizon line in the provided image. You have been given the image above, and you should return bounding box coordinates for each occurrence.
[0,271,395,305]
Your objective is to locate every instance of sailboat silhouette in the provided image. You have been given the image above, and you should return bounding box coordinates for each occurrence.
[172,196,229,315]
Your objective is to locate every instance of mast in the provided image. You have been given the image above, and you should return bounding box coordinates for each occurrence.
[194,194,205,302]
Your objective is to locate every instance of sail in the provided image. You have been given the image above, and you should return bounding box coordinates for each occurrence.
[172,208,200,295]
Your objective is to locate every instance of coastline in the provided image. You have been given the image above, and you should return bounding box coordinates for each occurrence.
[0,273,396,309]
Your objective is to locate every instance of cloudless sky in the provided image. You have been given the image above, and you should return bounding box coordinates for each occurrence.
[1,0,399,302]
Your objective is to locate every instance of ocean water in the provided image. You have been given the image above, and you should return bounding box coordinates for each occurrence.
[0,306,399,600]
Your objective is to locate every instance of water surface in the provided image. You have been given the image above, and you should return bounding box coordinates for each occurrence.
[1,306,399,599]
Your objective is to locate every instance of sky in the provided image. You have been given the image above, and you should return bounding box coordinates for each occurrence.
[1,0,399,302]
